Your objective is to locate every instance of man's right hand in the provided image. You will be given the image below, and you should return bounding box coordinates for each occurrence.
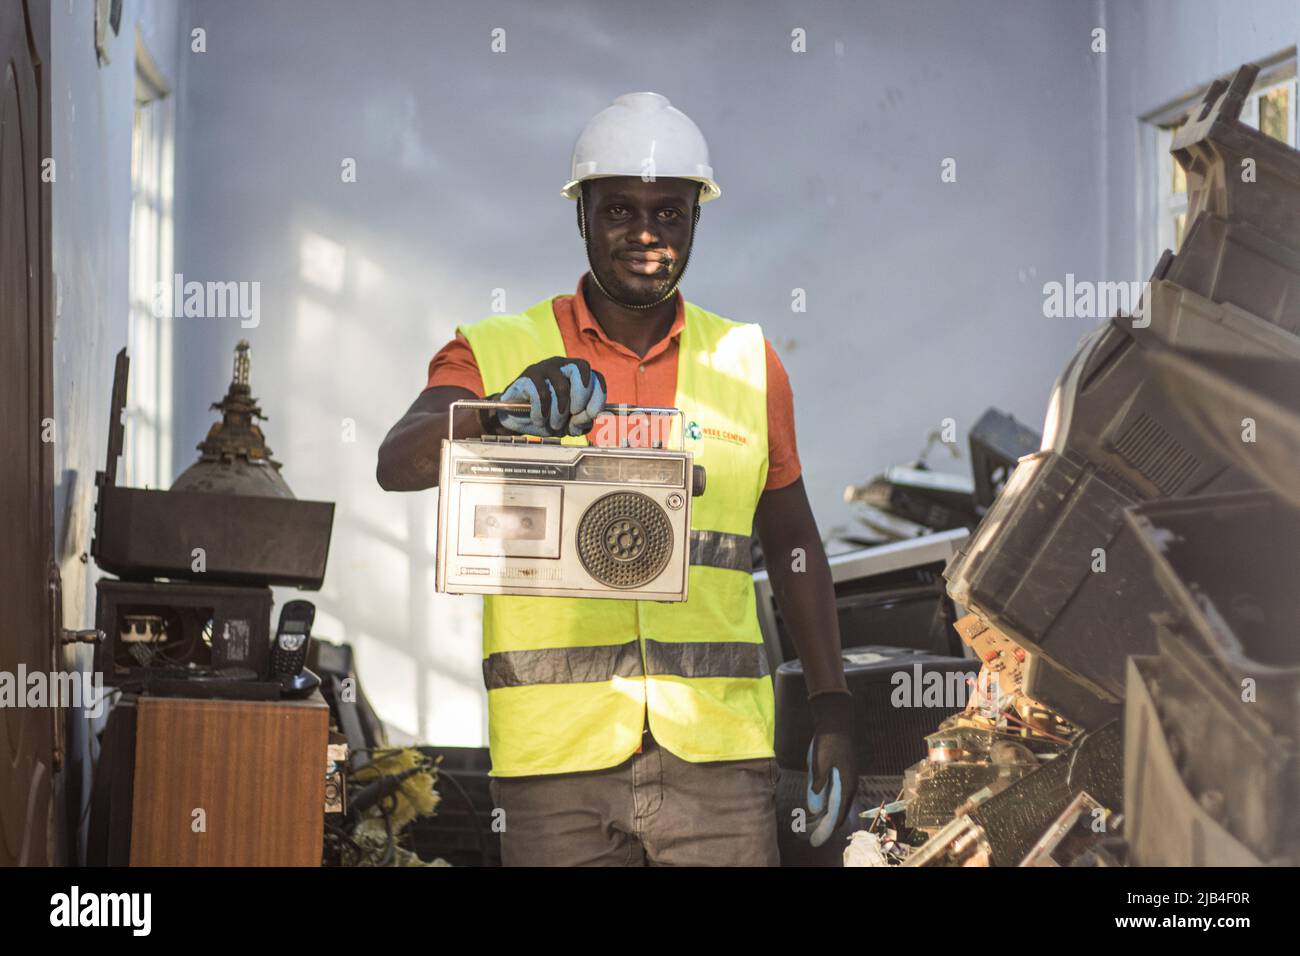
[492,357,607,437]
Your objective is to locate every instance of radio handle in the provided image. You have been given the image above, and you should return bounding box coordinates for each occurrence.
[448,399,686,450]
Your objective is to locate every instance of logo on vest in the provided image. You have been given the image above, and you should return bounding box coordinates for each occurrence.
[688,419,749,447]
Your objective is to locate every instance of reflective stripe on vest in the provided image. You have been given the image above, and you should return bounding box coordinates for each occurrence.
[458,292,774,776]
[483,638,770,690]
[688,529,752,572]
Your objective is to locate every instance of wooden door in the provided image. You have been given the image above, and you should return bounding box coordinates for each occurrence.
[0,0,55,867]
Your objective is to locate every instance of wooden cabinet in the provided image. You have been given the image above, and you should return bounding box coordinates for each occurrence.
[126,693,329,866]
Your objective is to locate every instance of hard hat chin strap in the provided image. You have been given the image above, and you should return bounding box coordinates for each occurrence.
[578,191,699,311]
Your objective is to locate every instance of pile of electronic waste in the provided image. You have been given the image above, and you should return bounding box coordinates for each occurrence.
[845,614,1123,867]
[833,408,1039,549]
[846,65,1300,867]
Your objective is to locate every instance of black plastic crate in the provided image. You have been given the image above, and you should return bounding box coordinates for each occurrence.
[775,645,973,774]
[408,745,501,867]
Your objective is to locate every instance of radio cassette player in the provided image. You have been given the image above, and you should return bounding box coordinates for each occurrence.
[436,400,705,601]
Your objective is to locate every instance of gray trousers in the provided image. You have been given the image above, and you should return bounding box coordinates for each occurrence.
[488,732,781,866]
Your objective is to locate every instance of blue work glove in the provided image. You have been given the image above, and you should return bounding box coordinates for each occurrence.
[493,356,607,437]
[806,690,858,848]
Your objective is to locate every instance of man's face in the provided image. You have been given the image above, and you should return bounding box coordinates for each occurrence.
[580,176,699,306]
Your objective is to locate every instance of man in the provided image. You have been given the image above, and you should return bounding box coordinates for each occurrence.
[377,92,855,866]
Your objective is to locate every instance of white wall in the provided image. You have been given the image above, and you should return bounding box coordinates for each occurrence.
[167,0,1109,746]
[50,0,189,864]
[52,0,188,632]
[45,0,1296,756]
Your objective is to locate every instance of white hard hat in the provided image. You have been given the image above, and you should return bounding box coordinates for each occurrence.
[562,92,721,203]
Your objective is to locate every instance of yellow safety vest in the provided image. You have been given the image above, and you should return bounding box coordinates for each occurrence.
[457,294,775,776]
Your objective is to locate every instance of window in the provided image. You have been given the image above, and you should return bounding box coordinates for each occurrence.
[1148,55,1297,259]
[126,30,175,489]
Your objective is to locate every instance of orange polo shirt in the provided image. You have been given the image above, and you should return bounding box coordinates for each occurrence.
[425,273,802,491]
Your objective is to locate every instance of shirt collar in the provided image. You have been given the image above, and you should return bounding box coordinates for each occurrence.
[572,272,686,357]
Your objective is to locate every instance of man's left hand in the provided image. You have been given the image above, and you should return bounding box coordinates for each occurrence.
[806,690,858,847]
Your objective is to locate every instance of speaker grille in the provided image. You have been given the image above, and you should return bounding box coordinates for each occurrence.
[577,492,673,588]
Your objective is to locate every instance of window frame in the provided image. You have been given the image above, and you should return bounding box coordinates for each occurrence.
[1137,50,1297,279]
[126,27,175,490]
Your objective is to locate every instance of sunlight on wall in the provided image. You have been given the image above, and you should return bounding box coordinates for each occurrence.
[281,218,489,747]
[424,653,487,745]
[294,295,334,348]
[354,253,387,298]
[311,605,346,644]
[299,230,347,295]
[355,630,421,737]
[422,564,486,746]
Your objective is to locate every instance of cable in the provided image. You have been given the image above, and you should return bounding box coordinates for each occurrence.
[1002,710,1073,746]
[433,767,492,868]
[144,614,202,667]
[323,822,363,866]
[348,764,425,819]
[343,750,494,866]
[378,806,395,868]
